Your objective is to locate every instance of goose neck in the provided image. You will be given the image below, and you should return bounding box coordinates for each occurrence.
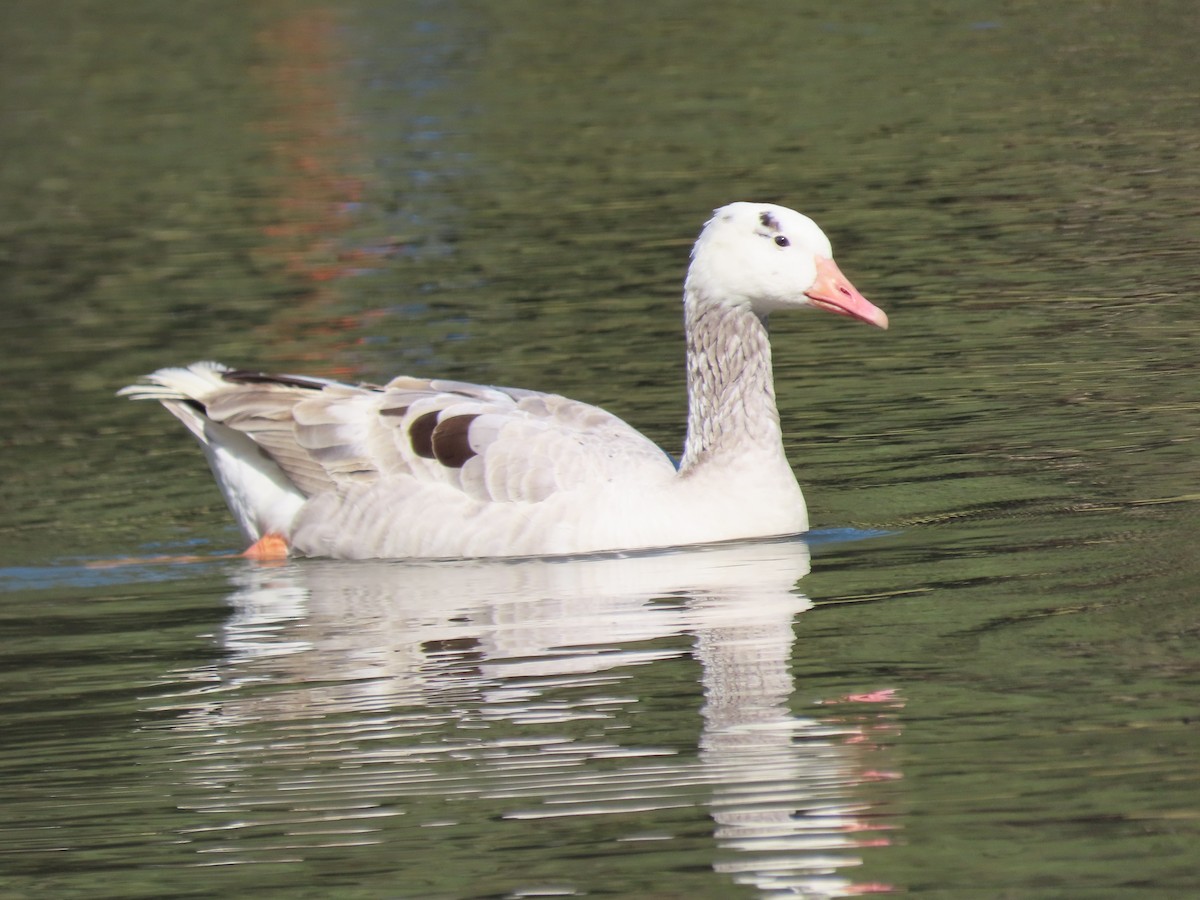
[679,288,784,473]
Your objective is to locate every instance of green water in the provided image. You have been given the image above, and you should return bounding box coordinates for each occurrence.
[2,2,1198,897]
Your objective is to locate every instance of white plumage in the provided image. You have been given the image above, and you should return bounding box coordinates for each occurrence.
[120,202,887,559]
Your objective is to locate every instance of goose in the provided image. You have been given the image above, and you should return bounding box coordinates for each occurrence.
[120,202,888,560]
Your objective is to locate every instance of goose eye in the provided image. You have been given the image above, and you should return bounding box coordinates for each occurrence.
[773,235,790,247]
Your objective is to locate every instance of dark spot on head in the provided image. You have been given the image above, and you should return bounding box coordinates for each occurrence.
[223,370,330,391]
[408,411,439,459]
[759,211,780,231]
[380,405,409,418]
[431,414,480,468]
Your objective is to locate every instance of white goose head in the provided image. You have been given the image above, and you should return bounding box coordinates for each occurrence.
[686,201,888,329]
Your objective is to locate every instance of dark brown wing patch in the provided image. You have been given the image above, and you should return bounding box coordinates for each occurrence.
[431,415,480,468]
[404,411,480,468]
[222,370,331,391]
[409,411,439,459]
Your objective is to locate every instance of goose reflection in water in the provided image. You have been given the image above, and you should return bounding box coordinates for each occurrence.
[152,538,899,897]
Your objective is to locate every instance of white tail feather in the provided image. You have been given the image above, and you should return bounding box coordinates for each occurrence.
[121,362,306,543]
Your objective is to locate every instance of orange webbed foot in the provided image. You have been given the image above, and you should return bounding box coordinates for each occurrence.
[242,533,291,561]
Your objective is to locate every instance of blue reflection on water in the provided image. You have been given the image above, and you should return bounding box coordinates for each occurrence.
[807,527,895,548]
[0,541,227,591]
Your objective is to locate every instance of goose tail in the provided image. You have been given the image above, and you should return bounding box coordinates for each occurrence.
[120,362,306,545]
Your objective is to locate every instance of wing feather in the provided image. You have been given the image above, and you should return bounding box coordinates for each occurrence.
[127,362,676,509]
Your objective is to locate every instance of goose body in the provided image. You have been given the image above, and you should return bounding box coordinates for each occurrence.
[121,202,887,560]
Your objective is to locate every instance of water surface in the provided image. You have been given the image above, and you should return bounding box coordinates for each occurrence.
[2,2,1198,897]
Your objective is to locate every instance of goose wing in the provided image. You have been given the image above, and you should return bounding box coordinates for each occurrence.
[123,361,677,507]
